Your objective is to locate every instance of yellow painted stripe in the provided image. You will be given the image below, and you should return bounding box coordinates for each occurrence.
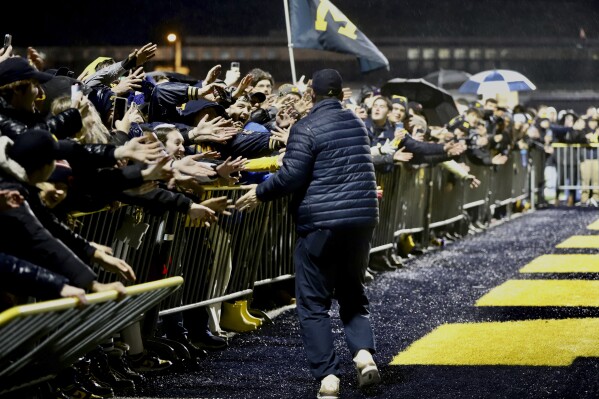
[556,235,599,248]
[476,280,599,307]
[588,220,599,230]
[391,318,599,366]
[519,254,599,273]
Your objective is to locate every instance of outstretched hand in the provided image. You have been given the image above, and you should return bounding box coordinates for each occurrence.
[133,42,157,66]
[204,64,222,85]
[235,185,260,212]
[92,250,136,282]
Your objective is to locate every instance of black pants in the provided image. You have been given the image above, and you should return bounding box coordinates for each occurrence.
[294,226,376,379]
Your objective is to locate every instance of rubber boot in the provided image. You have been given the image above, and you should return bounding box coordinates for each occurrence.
[219,301,259,332]
[236,300,263,327]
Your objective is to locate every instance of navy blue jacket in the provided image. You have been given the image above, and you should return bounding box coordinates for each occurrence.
[0,252,68,300]
[256,99,378,234]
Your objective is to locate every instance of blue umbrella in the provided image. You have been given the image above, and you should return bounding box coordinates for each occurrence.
[459,69,536,95]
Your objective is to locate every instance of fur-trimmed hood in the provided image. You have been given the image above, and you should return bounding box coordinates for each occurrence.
[0,136,29,183]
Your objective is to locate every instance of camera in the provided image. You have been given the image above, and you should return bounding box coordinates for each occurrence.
[231,62,240,71]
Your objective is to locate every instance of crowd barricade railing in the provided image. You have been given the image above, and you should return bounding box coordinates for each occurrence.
[0,277,183,396]
[462,160,492,225]
[254,194,297,287]
[68,151,543,318]
[529,144,547,209]
[553,144,599,197]
[394,164,431,248]
[158,186,272,315]
[71,205,169,284]
[371,166,402,253]
[488,153,515,216]
[512,149,530,203]
[428,163,466,233]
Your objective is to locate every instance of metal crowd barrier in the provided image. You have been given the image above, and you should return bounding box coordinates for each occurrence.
[489,152,515,215]
[0,277,183,396]
[69,149,543,317]
[512,149,530,203]
[529,144,546,209]
[72,187,280,315]
[371,148,545,254]
[394,164,430,248]
[428,164,466,231]
[254,195,297,286]
[553,144,599,199]
[371,166,402,253]
[463,161,492,225]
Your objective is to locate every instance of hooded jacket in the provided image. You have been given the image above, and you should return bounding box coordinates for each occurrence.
[256,99,379,234]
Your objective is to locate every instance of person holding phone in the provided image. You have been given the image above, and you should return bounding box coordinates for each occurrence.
[111,97,129,129]
[225,62,241,86]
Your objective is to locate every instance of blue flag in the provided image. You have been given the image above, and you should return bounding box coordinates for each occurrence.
[290,0,389,73]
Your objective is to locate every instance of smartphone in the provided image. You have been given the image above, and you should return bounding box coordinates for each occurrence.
[231,61,240,72]
[70,82,82,101]
[112,97,129,129]
[3,34,12,50]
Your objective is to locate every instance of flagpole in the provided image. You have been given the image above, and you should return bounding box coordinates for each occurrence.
[283,0,298,84]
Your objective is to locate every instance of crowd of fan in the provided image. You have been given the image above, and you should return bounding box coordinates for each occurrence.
[0,40,596,398]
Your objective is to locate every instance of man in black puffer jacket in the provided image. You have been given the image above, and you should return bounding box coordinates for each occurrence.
[236,69,380,399]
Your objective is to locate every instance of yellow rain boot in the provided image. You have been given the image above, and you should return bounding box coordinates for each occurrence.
[397,234,415,257]
[237,300,263,327]
[219,301,259,333]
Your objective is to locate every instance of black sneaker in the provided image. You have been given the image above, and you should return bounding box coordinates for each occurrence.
[166,334,209,359]
[129,351,173,373]
[73,358,114,398]
[56,384,104,399]
[195,333,228,351]
[106,349,145,385]
[89,349,135,394]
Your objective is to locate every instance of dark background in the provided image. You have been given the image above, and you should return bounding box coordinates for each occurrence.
[6,0,599,46]
[6,1,599,111]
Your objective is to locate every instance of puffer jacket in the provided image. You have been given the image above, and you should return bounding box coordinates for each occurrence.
[0,252,68,300]
[256,99,378,234]
[0,97,82,140]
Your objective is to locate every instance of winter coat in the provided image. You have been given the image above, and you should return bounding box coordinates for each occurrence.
[0,252,68,300]
[0,97,83,140]
[0,136,97,289]
[256,99,378,234]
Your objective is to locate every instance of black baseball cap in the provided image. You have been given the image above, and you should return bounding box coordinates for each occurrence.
[311,69,343,97]
[0,57,54,87]
[7,129,62,173]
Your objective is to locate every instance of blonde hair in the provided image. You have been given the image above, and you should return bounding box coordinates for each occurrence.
[51,95,111,144]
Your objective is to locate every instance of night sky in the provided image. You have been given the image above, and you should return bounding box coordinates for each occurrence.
[6,0,599,47]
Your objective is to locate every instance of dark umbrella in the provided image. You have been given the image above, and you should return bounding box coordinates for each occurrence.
[422,69,472,91]
[380,78,459,126]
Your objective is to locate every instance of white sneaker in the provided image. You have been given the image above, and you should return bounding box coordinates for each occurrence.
[317,374,340,399]
[353,349,381,388]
